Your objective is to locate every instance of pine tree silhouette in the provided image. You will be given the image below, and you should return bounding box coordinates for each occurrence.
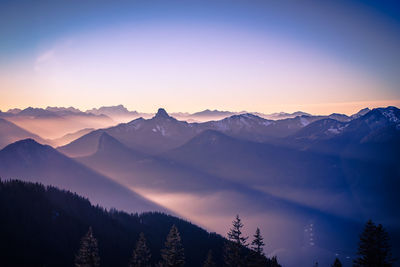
[354,220,395,267]
[331,257,342,267]
[75,227,100,267]
[251,228,265,255]
[224,215,248,267]
[270,256,280,267]
[249,227,267,267]
[203,250,216,267]
[130,232,152,267]
[160,225,185,267]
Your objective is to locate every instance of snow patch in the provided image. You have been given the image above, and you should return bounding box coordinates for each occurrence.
[300,117,310,127]
[326,124,347,135]
[381,109,399,123]
[156,125,166,136]
[327,127,340,134]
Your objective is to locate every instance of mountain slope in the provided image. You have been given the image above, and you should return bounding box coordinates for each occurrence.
[78,132,235,193]
[164,129,400,221]
[57,129,106,157]
[0,139,164,213]
[0,179,234,267]
[50,127,95,147]
[0,118,46,149]
[163,130,348,188]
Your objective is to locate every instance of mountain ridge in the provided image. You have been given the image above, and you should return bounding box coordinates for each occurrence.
[0,138,166,214]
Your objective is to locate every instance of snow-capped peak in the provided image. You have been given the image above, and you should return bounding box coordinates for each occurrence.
[380,107,399,124]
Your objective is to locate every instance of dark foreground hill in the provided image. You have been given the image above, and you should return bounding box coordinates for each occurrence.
[0,179,280,267]
[0,179,221,266]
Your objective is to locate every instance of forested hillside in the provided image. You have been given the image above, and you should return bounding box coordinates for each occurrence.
[0,179,279,267]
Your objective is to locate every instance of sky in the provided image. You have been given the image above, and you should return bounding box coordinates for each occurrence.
[1,0,400,115]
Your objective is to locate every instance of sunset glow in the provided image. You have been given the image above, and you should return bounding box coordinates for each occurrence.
[1,1,400,266]
[1,1,399,114]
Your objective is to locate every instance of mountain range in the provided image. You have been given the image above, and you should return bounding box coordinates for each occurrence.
[1,105,369,123]
[0,105,399,266]
[0,107,115,140]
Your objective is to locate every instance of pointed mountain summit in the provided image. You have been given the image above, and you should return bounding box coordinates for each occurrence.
[60,108,197,156]
[154,108,171,119]
[58,129,105,157]
[97,132,122,152]
[95,132,144,160]
[1,138,46,155]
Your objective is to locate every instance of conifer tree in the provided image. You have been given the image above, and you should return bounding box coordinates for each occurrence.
[203,250,216,267]
[130,232,152,267]
[160,225,185,267]
[354,220,395,267]
[331,258,342,267]
[75,227,100,267]
[270,255,280,267]
[248,227,267,266]
[224,215,248,267]
[251,228,265,255]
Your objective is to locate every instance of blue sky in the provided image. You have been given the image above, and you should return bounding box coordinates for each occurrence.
[1,0,400,114]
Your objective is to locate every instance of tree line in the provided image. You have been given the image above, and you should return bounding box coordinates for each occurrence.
[76,215,396,267]
[75,215,280,267]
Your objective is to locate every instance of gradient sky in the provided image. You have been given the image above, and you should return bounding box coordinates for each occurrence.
[1,0,400,115]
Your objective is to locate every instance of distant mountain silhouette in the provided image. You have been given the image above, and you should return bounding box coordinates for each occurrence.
[0,118,46,149]
[0,139,165,213]
[86,104,139,117]
[50,127,95,147]
[192,109,235,116]
[260,111,311,120]
[18,107,61,118]
[0,106,112,119]
[202,113,326,141]
[0,107,115,140]
[46,106,83,116]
